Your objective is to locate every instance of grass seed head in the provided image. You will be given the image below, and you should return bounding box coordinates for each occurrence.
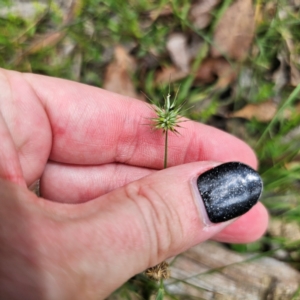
[145,261,170,281]
[151,92,185,134]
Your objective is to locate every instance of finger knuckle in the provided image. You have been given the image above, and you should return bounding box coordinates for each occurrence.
[124,180,182,265]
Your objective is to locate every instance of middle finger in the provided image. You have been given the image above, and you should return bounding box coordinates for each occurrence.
[40,161,154,203]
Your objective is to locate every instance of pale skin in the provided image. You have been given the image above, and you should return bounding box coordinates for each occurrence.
[0,69,268,299]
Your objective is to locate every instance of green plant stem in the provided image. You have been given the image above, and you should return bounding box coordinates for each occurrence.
[160,278,164,289]
[155,278,165,300]
[164,131,168,169]
[160,131,168,299]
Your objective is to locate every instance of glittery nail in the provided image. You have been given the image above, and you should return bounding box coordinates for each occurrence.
[196,162,263,223]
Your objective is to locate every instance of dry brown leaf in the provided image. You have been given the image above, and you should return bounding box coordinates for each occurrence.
[13,30,67,65]
[230,100,293,122]
[103,46,139,99]
[155,65,188,84]
[195,57,237,88]
[285,161,300,170]
[283,30,300,86]
[211,0,255,61]
[189,0,221,29]
[195,58,217,83]
[230,101,277,121]
[166,33,190,72]
[149,4,172,21]
[277,7,300,86]
[27,31,67,54]
[216,68,237,89]
[272,52,290,93]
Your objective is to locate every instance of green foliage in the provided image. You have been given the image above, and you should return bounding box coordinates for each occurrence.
[155,288,164,300]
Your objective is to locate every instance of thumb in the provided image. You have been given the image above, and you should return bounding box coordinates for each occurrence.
[65,161,262,298]
[5,161,262,299]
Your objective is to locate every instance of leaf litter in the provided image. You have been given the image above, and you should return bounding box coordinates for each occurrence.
[103,45,142,99]
[211,0,255,61]
[189,0,221,29]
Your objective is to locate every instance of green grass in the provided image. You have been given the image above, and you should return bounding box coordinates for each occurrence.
[1,0,300,298]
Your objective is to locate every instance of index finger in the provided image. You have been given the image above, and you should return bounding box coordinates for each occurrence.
[24,73,257,169]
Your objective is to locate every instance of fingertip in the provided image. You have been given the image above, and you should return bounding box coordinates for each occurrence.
[185,122,259,170]
[212,202,269,243]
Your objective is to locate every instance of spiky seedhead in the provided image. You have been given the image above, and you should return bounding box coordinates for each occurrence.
[145,261,170,281]
[151,92,185,134]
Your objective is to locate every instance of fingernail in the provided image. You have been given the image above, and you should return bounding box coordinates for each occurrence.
[196,162,263,223]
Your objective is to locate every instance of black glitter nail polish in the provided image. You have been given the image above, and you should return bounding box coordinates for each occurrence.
[197,162,263,223]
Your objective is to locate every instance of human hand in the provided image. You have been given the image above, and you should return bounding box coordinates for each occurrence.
[0,69,268,299]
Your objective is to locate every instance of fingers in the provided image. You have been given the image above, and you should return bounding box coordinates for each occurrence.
[40,162,154,203]
[0,162,266,299]
[0,112,26,186]
[0,69,257,187]
[41,161,268,244]
[0,69,51,185]
[212,202,269,243]
[23,72,258,169]
[67,161,265,297]
[43,161,265,298]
